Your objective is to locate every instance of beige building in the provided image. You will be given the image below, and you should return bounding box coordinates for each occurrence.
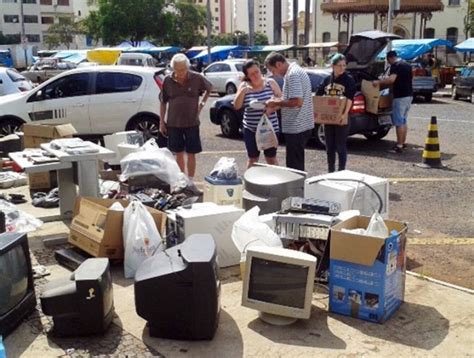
[194,0,233,34]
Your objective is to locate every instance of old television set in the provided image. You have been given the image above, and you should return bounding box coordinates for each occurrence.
[0,232,36,337]
[134,234,220,340]
[40,258,114,336]
[242,246,316,325]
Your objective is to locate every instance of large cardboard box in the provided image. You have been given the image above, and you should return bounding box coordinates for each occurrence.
[69,197,167,260]
[313,95,347,125]
[361,79,380,114]
[23,123,77,190]
[329,216,407,323]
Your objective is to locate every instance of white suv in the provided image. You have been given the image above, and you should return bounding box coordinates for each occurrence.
[202,59,245,96]
[0,66,163,139]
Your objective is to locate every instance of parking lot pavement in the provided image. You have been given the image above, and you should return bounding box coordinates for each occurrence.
[4,237,474,357]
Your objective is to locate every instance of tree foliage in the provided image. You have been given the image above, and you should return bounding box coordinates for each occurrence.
[211,32,269,46]
[0,32,20,45]
[46,16,82,49]
[164,1,207,48]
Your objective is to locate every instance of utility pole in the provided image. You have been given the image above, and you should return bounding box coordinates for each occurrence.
[387,0,394,51]
[248,0,255,47]
[292,0,298,46]
[273,0,282,45]
[206,0,212,64]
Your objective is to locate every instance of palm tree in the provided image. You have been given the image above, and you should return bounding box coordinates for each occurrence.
[304,0,310,45]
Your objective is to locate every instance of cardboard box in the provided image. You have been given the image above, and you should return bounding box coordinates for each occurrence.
[378,94,392,109]
[69,197,167,260]
[313,95,347,125]
[28,172,51,190]
[329,216,407,323]
[361,80,380,114]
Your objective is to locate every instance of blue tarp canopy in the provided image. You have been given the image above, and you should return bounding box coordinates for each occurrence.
[249,45,295,52]
[192,45,246,61]
[377,39,453,60]
[52,50,88,64]
[454,38,474,53]
[116,41,181,54]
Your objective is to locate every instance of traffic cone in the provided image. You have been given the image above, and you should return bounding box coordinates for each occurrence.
[416,116,445,169]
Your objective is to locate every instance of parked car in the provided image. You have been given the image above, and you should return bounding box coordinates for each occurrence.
[451,64,474,103]
[409,62,437,102]
[117,53,157,67]
[210,30,399,148]
[0,68,34,96]
[0,66,164,139]
[21,58,76,83]
[202,59,246,96]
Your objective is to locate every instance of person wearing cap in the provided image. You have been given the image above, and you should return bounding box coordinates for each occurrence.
[317,53,356,172]
[373,50,413,153]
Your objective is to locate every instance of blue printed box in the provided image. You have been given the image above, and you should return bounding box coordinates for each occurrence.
[329,216,407,323]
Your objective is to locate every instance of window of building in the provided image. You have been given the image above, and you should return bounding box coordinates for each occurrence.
[215,17,218,21]
[448,0,460,5]
[338,31,348,44]
[26,34,40,42]
[22,0,36,3]
[323,32,331,57]
[41,16,53,24]
[78,10,81,16]
[57,0,69,5]
[424,28,435,39]
[24,15,38,23]
[3,15,19,23]
[446,27,458,53]
[3,0,18,3]
[214,26,219,30]
[40,0,52,4]
[298,34,305,45]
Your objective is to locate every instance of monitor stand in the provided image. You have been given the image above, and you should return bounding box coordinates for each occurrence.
[258,311,298,326]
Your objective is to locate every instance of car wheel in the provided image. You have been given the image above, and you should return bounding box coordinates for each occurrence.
[424,93,433,103]
[312,124,326,149]
[219,109,240,138]
[226,83,237,95]
[128,115,166,146]
[363,127,391,141]
[0,118,23,138]
[452,85,459,100]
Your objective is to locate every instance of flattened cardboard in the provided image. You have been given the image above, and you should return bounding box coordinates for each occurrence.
[313,95,347,125]
[69,197,167,260]
[22,123,77,139]
[361,80,380,114]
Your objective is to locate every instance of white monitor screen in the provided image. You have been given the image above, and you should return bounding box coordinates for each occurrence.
[248,257,309,309]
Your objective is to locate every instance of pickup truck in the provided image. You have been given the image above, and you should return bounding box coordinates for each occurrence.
[410,63,437,102]
[21,59,76,83]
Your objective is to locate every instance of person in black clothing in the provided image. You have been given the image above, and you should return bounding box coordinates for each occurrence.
[317,53,356,172]
[373,50,413,153]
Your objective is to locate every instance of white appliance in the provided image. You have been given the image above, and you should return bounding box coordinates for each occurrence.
[304,170,389,218]
[166,203,245,268]
[103,131,143,165]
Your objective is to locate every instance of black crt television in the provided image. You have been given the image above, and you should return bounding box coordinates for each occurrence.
[0,232,36,337]
[134,234,221,340]
[40,258,114,336]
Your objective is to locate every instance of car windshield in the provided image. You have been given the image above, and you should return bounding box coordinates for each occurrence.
[6,69,27,82]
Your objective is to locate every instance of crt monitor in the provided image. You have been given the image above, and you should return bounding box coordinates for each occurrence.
[242,246,316,325]
[134,234,221,340]
[40,258,114,336]
[0,232,36,337]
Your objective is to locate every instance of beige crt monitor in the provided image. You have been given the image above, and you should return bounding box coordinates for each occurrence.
[242,246,317,325]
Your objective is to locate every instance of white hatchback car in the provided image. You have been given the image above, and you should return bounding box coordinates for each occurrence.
[202,59,245,96]
[0,68,34,96]
[0,66,163,139]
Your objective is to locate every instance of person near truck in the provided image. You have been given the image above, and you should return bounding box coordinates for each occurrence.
[316,53,356,173]
[372,50,413,153]
[159,53,212,184]
[264,52,314,171]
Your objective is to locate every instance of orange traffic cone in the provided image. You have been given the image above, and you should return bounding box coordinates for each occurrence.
[416,116,445,169]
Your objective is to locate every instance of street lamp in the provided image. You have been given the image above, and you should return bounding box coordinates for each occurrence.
[234,30,242,46]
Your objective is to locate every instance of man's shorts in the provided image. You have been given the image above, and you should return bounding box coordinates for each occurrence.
[167,126,202,154]
[243,128,277,159]
[392,96,413,127]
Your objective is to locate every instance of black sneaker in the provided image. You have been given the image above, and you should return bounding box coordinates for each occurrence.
[389,145,403,154]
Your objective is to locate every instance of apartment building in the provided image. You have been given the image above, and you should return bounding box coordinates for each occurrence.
[234,0,290,43]
[0,0,74,48]
[194,0,233,34]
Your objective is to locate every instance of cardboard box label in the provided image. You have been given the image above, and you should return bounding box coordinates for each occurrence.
[313,95,347,125]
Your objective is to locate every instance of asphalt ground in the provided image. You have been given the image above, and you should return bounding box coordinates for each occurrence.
[197,91,474,288]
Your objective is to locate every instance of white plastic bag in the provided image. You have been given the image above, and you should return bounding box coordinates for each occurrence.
[123,200,164,278]
[120,138,189,191]
[232,206,282,254]
[366,212,389,238]
[209,157,239,179]
[255,114,278,151]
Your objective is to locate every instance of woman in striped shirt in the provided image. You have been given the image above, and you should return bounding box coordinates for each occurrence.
[234,60,282,168]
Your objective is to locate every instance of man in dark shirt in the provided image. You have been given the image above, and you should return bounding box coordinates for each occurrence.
[160,53,212,182]
[373,50,413,153]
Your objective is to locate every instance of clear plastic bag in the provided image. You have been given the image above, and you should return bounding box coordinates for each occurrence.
[366,212,389,238]
[119,138,189,191]
[231,206,282,254]
[0,199,43,233]
[255,114,278,151]
[123,200,164,278]
[209,157,239,179]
